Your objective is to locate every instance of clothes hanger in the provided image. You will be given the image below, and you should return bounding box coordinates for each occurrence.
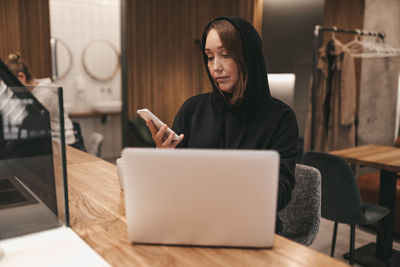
[345,29,400,58]
[344,29,369,55]
[331,26,337,40]
[363,35,400,58]
[325,26,337,55]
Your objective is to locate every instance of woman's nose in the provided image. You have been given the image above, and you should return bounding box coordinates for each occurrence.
[212,57,223,72]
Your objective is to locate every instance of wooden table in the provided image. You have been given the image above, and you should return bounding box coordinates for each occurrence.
[66,146,348,266]
[330,144,400,266]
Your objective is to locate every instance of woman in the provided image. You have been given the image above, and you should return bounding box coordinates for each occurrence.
[147,17,298,233]
[6,52,79,148]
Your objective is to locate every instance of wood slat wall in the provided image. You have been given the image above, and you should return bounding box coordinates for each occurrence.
[123,0,263,129]
[323,0,365,45]
[0,0,52,79]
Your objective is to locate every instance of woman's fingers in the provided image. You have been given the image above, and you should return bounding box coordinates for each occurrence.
[165,133,184,148]
[146,121,164,147]
[147,120,158,138]
[162,131,176,147]
[153,124,167,147]
[171,134,184,148]
[146,120,183,148]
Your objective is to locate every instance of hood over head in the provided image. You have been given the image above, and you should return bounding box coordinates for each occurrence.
[201,16,271,114]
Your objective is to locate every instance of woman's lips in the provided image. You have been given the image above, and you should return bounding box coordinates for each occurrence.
[215,77,229,83]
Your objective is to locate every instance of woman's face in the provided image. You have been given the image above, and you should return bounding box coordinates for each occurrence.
[205,29,239,94]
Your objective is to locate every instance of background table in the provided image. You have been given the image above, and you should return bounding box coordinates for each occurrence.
[66,146,348,266]
[330,144,400,266]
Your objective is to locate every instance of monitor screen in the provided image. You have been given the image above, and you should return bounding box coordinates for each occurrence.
[0,58,59,231]
[0,59,52,159]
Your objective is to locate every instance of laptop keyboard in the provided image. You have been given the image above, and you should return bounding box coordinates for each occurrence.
[0,177,37,210]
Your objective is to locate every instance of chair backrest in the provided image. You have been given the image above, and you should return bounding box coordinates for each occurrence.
[72,121,87,152]
[127,117,155,147]
[278,164,321,246]
[87,132,104,157]
[302,151,366,224]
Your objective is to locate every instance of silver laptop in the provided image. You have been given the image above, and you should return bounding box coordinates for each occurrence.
[121,148,280,248]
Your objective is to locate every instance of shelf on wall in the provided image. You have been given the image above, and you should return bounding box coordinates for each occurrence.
[69,110,121,118]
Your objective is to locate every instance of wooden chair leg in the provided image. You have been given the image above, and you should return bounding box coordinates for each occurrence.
[331,222,338,257]
[349,224,355,266]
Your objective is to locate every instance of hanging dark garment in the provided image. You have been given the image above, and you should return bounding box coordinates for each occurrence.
[304,39,357,152]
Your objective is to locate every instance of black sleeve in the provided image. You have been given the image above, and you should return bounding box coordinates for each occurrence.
[271,108,298,211]
[172,103,188,148]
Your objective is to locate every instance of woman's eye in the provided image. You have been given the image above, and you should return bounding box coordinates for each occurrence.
[207,56,214,61]
[222,54,230,58]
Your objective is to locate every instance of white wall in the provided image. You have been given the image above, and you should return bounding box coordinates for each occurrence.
[358,0,400,146]
[262,0,325,137]
[49,0,122,161]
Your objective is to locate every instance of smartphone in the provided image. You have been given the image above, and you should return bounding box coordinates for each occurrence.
[137,109,180,141]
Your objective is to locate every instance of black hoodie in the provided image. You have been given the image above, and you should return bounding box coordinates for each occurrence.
[172,17,298,232]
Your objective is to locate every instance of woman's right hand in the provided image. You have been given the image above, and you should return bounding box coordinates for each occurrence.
[147,120,184,148]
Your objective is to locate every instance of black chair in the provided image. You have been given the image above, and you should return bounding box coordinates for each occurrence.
[86,132,103,157]
[302,151,389,266]
[71,121,87,152]
[127,117,155,147]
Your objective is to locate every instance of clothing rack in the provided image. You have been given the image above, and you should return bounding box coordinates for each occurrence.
[309,25,386,150]
[312,25,385,77]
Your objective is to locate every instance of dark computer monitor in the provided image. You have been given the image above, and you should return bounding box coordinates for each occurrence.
[0,58,52,158]
[0,58,58,225]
